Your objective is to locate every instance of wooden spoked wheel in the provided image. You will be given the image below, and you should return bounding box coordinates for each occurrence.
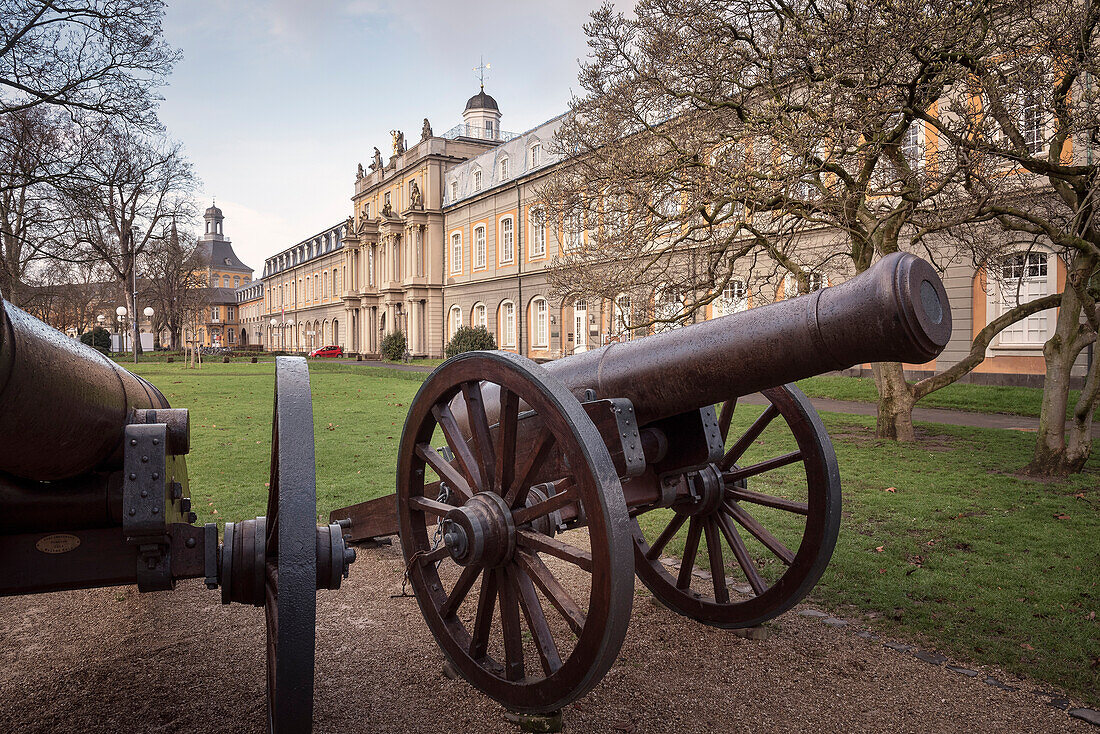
[265,357,318,734]
[631,384,841,628]
[397,351,634,714]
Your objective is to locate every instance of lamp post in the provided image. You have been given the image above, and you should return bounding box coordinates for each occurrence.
[129,228,141,365]
[270,318,277,351]
[115,306,127,354]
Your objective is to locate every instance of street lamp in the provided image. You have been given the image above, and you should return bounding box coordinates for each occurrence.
[143,306,155,356]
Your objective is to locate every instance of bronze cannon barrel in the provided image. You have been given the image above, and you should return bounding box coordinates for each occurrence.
[0,294,172,481]
[543,251,950,425]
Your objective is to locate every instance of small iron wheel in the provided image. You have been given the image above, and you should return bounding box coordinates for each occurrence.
[264,356,319,733]
[631,384,841,628]
[397,351,633,714]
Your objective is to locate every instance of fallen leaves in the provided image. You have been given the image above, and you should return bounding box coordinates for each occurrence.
[884,486,897,493]
[874,545,885,553]
[1054,513,1070,520]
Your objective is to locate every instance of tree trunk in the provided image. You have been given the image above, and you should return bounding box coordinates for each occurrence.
[872,361,916,441]
[1026,255,1095,476]
[1064,347,1098,471]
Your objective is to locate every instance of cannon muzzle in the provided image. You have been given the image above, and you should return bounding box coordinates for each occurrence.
[545,251,950,425]
[0,293,174,481]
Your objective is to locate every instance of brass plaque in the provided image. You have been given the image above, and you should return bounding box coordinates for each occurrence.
[35,534,81,554]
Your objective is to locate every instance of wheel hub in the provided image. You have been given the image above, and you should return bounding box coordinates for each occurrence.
[675,464,725,517]
[443,492,515,568]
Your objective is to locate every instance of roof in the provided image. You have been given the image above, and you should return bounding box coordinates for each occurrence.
[198,238,252,273]
[205,204,223,218]
[204,287,240,304]
[465,88,499,112]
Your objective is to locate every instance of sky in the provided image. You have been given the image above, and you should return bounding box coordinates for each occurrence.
[157,0,611,275]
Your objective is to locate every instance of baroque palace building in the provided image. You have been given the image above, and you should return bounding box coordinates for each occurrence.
[195,205,253,348]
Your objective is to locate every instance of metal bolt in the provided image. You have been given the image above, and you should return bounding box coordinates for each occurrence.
[141,455,149,463]
[152,507,159,514]
[130,439,137,446]
[140,489,148,498]
[128,508,136,516]
[185,537,197,548]
[129,473,137,480]
[152,472,159,480]
[152,438,159,445]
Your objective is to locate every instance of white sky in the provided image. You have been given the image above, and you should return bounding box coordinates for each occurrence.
[157,0,610,274]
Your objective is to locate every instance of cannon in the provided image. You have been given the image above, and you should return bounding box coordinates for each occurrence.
[333,252,951,713]
[0,292,356,734]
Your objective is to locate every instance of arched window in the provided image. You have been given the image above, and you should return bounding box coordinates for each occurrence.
[532,297,548,348]
[530,142,541,167]
[572,299,589,353]
[473,225,486,269]
[500,301,516,348]
[472,303,487,329]
[499,156,509,179]
[717,278,748,316]
[449,305,463,339]
[990,251,1054,345]
[499,217,514,264]
[473,167,482,191]
[222,275,230,288]
[450,232,462,274]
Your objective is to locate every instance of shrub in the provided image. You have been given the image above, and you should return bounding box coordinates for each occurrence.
[79,326,111,354]
[445,325,497,358]
[380,330,407,361]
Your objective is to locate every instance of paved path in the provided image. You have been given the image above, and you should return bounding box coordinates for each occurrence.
[740,393,1100,437]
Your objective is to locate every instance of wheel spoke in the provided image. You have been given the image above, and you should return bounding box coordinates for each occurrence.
[716,512,767,595]
[515,550,586,636]
[724,501,796,565]
[512,565,563,675]
[497,568,525,681]
[408,494,453,518]
[717,398,736,441]
[723,450,803,483]
[720,403,779,469]
[504,430,557,508]
[724,485,809,515]
[703,518,729,603]
[468,570,498,660]
[516,529,593,573]
[462,381,497,492]
[644,512,687,561]
[512,479,576,526]
[416,443,473,502]
[432,403,484,491]
[676,518,703,590]
[439,564,481,619]
[495,386,520,495]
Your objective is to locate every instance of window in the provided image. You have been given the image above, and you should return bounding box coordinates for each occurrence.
[228,329,235,344]
[1020,92,1043,154]
[473,168,482,191]
[449,305,463,339]
[473,303,487,328]
[227,306,235,320]
[500,217,514,263]
[234,276,240,288]
[485,119,494,137]
[501,301,516,348]
[332,269,338,294]
[566,211,585,250]
[573,299,589,353]
[474,225,486,269]
[364,202,371,220]
[530,143,541,167]
[451,181,458,200]
[529,208,546,258]
[211,308,219,322]
[654,287,681,331]
[499,157,509,179]
[384,192,391,211]
[451,232,462,273]
[993,252,1053,345]
[533,298,548,347]
[223,275,230,288]
[718,279,748,316]
[783,271,825,299]
[613,294,631,340]
[902,121,924,170]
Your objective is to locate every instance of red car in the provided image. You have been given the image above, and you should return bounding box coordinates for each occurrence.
[308,345,343,358]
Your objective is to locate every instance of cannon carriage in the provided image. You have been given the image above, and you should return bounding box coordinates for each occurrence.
[333,252,952,713]
[0,292,355,734]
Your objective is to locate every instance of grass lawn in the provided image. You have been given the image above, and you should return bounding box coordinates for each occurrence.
[131,360,1099,705]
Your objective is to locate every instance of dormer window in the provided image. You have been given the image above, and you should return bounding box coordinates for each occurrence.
[499,157,509,179]
[530,143,541,166]
[451,181,458,200]
[473,168,482,191]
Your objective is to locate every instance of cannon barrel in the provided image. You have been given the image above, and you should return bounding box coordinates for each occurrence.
[0,294,172,481]
[544,252,950,425]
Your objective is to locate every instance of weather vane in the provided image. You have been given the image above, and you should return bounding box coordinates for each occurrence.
[473,56,491,90]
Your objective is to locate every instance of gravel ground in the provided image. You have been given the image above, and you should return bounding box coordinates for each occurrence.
[0,540,1091,734]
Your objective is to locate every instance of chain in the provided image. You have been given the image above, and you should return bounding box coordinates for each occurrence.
[393,482,452,599]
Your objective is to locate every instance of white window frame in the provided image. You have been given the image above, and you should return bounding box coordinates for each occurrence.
[613,294,632,340]
[989,250,1054,350]
[473,168,482,192]
[500,217,514,264]
[474,225,487,269]
[529,208,546,259]
[533,298,548,348]
[450,181,458,201]
[783,271,825,299]
[449,305,463,339]
[499,157,509,179]
[718,279,748,316]
[530,143,541,167]
[473,302,487,329]
[501,300,516,348]
[450,232,462,274]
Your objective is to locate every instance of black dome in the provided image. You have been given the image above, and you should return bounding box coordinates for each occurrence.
[205,204,223,218]
[465,89,499,112]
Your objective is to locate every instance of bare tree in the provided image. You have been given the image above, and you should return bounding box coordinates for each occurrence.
[915,0,1100,474]
[0,1,178,124]
[143,220,207,349]
[541,0,1005,441]
[64,123,195,352]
